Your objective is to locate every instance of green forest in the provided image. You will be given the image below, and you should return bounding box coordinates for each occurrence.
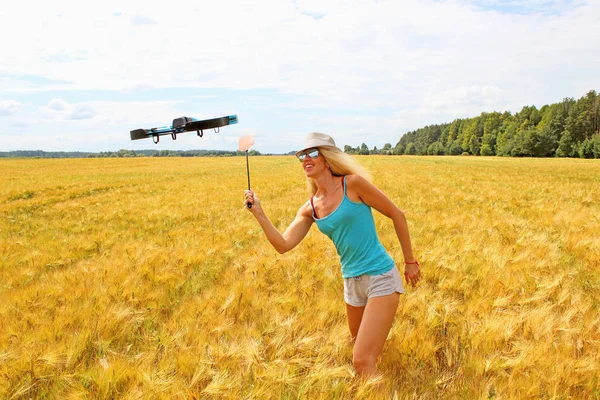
[391,90,600,158]
[0,149,263,158]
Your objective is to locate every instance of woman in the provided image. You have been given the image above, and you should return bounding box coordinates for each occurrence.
[244,132,420,378]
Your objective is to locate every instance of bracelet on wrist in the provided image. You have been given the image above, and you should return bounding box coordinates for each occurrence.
[404,260,419,266]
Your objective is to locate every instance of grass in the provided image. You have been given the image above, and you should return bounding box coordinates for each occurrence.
[0,156,599,399]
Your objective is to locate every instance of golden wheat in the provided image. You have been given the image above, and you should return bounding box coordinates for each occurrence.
[1,156,599,399]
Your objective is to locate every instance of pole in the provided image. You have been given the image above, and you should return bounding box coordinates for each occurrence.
[246,150,252,208]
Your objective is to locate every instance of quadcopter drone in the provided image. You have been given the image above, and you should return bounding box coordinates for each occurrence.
[130,115,238,144]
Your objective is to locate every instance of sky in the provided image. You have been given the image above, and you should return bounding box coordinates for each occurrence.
[1,0,599,154]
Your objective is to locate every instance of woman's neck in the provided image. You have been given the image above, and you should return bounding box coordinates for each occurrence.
[313,172,340,197]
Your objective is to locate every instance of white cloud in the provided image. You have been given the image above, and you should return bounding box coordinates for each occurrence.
[41,99,97,121]
[0,100,22,116]
[130,14,158,25]
[69,104,97,120]
[48,99,68,111]
[2,0,598,99]
[293,0,374,16]
[121,82,155,93]
[423,86,506,115]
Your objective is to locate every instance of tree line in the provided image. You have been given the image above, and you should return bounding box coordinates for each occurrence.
[3,90,598,159]
[389,90,600,158]
[0,149,263,158]
[343,143,394,155]
[0,150,94,158]
[87,149,263,157]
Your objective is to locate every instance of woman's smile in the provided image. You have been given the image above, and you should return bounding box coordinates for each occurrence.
[303,161,316,173]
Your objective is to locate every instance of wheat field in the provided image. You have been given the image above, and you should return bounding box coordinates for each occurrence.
[1,156,599,399]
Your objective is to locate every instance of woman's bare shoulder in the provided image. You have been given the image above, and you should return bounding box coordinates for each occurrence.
[344,174,371,202]
[345,174,366,185]
[345,174,370,192]
[298,200,313,218]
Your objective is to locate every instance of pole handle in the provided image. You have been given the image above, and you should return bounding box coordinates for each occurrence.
[246,150,252,208]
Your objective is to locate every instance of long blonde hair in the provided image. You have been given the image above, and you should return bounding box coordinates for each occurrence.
[306,147,372,195]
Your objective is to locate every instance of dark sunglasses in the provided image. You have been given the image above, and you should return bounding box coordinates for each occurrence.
[297,148,319,161]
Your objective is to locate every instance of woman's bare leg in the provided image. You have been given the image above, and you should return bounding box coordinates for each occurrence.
[352,293,399,377]
[345,303,366,340]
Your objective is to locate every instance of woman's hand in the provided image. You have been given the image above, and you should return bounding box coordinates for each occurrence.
[244,190,261,213]
[404,263,421,287]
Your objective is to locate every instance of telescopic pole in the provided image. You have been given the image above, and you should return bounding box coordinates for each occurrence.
[238,134,254,209]
[246,150,252,208]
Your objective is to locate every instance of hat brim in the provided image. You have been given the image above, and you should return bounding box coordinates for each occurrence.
[295,144,340,158]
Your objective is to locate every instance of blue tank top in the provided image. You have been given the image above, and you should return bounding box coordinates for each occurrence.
[310,176,395,278]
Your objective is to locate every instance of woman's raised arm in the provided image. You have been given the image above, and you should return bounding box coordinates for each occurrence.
[245,190,313,254]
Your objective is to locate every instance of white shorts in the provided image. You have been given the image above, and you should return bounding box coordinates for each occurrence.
[343,267,405,307]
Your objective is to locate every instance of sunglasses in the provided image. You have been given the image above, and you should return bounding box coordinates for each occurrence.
[297,148,319,161]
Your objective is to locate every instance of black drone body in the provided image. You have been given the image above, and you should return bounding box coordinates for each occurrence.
[130,115,238,144]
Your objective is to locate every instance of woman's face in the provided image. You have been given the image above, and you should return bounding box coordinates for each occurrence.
[298,148,326,177]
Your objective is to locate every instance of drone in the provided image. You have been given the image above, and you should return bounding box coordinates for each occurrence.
[130,115,238,144]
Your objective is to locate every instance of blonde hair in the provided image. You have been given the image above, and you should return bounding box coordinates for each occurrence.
[306,147,372,195]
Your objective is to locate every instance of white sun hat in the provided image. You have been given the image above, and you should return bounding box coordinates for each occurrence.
[295,132,341,157]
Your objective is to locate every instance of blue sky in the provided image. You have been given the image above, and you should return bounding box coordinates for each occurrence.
[1,0,598,154]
